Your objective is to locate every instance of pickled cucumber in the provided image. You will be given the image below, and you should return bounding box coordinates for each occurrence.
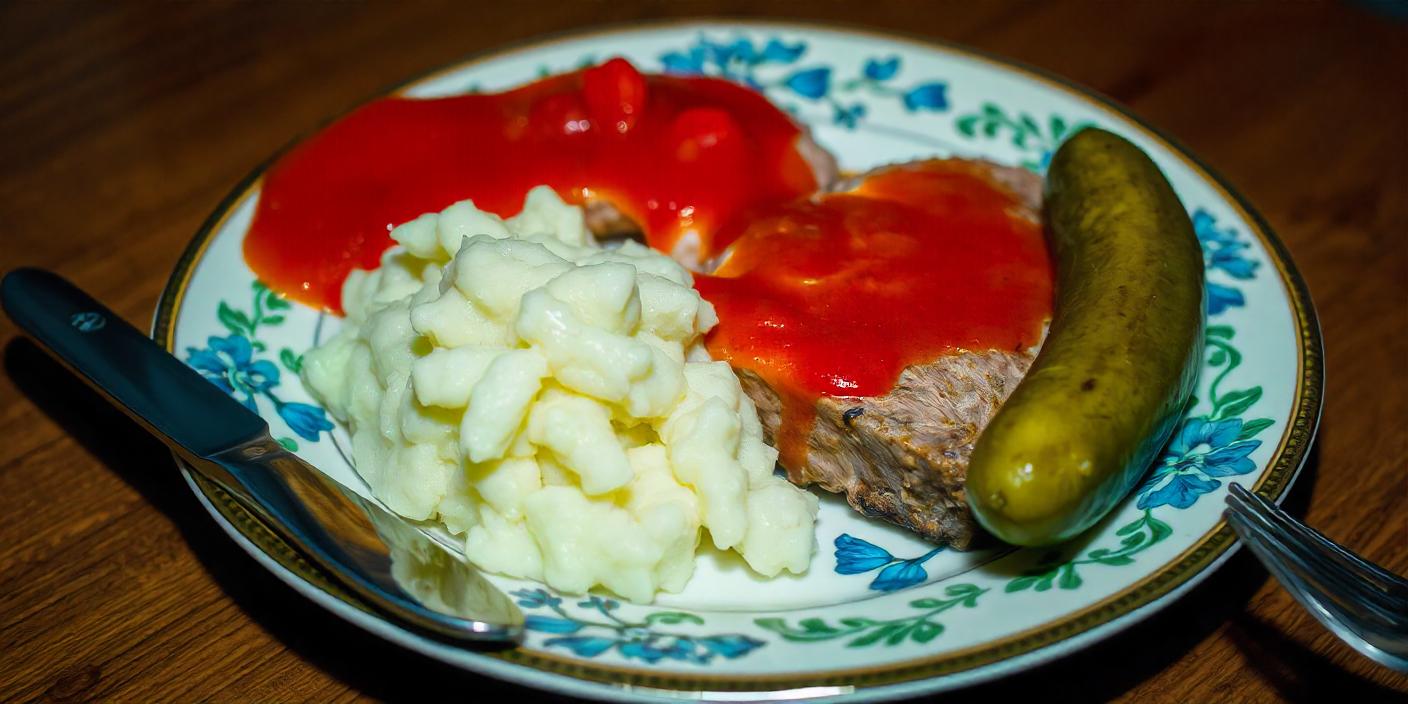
[966,128,1205,547]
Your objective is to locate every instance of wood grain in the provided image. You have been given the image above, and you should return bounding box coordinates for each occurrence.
[1,1,1404,701]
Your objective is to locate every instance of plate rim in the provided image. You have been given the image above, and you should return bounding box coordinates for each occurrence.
[152,17,1325,698]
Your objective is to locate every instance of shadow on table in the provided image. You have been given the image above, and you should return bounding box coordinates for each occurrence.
[7,336,1395,702]
[919,427,1402,703]
[5,337,572,702]
[1224,612,1405,703]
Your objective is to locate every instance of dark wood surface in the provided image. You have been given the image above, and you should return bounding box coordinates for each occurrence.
[2,1,1405,701]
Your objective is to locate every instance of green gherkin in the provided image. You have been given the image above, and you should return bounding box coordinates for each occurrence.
[966,127,1206,547]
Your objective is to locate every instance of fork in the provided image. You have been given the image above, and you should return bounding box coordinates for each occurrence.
[1224,482,1408,671]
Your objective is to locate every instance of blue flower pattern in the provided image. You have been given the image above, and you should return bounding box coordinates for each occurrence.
[833,212,1269,584]
[863,57,900,81]
[1127,212,1267,510]
[187,334,279,410]
[834,534,944,592]
[1193,209,1259,315]
[195,38,1281,610]
[277,401,334,442]
[660,36,948,129]
[666,34,1274,592]
[513,589,764,664]
[660,37,805,82]
[185,283,333,450]
[784,66,831,99]
[901,82,949,112]
[1138,417,1262,510]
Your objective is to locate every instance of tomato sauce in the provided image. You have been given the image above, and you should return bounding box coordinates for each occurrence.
[243,58,818,312]
[694,161,1053,469]
[242,60,1053,473]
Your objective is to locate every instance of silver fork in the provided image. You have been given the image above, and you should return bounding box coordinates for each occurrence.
[1224,482,1408,671]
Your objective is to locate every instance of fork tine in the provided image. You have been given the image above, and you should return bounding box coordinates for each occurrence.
[1226,506,1397,625]
[1225,510,1408,671]
[1227,512,1402,664]
[1226,490,1407,624]
[1225,484,1408,672]
[1225,487,1408,621]
[1227,509,1357,621]
[1228,483,1408,595]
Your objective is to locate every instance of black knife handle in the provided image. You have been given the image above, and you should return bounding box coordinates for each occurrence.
[2,267,268,459]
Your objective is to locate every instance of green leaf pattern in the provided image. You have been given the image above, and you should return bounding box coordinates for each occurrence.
[215,281,292,352]
[183,38,1286,661]
[955,103,1093,171]
[755,584,986,648]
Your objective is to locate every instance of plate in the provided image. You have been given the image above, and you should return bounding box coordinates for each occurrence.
[153,20,1322,702]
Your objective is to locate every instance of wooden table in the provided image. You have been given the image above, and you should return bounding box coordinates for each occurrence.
[2,1,1404,701]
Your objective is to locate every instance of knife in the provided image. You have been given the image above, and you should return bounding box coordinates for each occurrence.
[1,267,522,643]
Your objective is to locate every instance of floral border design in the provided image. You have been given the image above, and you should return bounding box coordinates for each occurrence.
[176,32,1291,664]
[185,281,333,451]
[953,102,1094,172]
[660,35,948,128]
[513,589,764,664]
[657,42,1274,602]
[1195,208,1261,315]
[842,206,1272,599]
[834,534,945,592]
[755,584,986,648]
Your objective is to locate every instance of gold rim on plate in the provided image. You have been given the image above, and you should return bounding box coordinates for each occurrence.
[153,19,1323,695]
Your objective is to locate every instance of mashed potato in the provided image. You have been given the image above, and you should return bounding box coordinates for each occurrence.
[301,187,818,602]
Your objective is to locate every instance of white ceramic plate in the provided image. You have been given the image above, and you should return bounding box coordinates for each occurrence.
[154,20,1322,702]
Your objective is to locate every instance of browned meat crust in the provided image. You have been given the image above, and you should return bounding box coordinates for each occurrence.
[740,159,1045,549]
[583,200,642,239]
[740,349,1035,549]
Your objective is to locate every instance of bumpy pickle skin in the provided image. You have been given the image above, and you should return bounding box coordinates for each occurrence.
[965,128,1206,547]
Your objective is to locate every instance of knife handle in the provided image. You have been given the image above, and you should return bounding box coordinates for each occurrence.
[3,267,524,642]
[1,267,269,459]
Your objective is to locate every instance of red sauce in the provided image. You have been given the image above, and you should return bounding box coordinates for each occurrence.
[244,58,818,312]
[694,161,1053,470]
[242,60,1053,475]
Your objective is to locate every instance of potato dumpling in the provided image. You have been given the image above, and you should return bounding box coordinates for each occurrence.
[302,188,817,602]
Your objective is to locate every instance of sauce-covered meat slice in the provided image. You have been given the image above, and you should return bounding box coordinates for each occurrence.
[697,160,1051,547]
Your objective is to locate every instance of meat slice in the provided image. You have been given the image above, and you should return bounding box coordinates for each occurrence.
[588,150,1044,548]
[741,349,1034,549]
[736,160,1045,549]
